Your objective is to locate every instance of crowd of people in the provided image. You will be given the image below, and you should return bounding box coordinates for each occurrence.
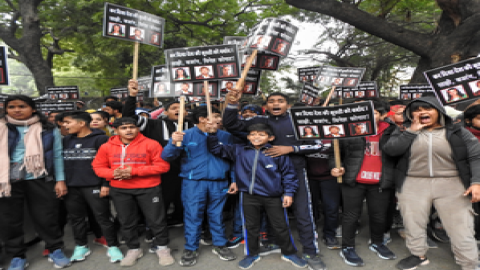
[1,79,480,270]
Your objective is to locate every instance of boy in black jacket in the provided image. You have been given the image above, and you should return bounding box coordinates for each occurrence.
[62,111,122,263]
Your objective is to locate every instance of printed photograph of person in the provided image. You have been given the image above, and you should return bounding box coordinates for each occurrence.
[50,94,57,99]
[469,80,480,96]
[401,93,410,100]
[299,125,320,138]
[153,82,170,96]
[197,83,217,96]
[301,76,307,82]
[323,125,345,138]
[343,92,352,98]
[301,94,308,103]
[355,91,365,98]
[173,67,191,81]
[367,90,376,97]
[195,66,214,79]
[150,32,161,45]
[243,83,255,94]
[310,75,317,81]
[332,77,344,86]
[307,96,314,105]
[218,64,237,78]
[441,85,468,103]
[271,39,290,56]
[175,82,193,95]
[59,93,69,100]
[313,97,321,106]
[107,23,125,37]
[220,81,236,93]
[242,54,257,67]
[349,122,371,136]
[344,78,358,87]
[129,27,144,41]
[69,93,78,99]
[412,93,422,99]
[260,56,276,69]
[250,35,271,49]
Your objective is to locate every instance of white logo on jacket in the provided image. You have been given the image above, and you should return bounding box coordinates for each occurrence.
[152,197,159,203]
[265,164,273,168]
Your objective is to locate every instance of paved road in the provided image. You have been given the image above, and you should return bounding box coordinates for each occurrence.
[0,211,462,270]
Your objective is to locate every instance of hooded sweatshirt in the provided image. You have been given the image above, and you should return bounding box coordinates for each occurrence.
[92,133,170,189]
[63,129,109,187]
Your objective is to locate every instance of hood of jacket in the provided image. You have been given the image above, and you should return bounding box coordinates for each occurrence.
[403,95,452,128]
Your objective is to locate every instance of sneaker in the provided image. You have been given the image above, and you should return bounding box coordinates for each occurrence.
[42,249,49,257]
[156,248,175,266]
[93,236,108,248]
[303,254,326,270]
[70,246,91,262]
[427,237,438,248]
[323,237,341,249]
[259,244,281,256]
[48,249,72,268]
[368,232,393,246]
[431,227,450,243]
[369,243,396,260]
[8,257,28,270]
[200,237,213,246]
[281,254,307,268]
[145,229,154,243]
[239,255,261,270]
[396,255,429,270]
[226,236,244,249]
[212,246,236,261]
[107,246,123,263]
[167,219,184,228]
[335,226,342,238]
[179,249,199,267]
[120,249,143,267]
[339,247,364,267]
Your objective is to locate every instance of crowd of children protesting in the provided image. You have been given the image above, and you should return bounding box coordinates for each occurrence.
[1,78,480,270]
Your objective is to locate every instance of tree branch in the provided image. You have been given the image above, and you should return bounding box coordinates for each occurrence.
[285,0,432,57]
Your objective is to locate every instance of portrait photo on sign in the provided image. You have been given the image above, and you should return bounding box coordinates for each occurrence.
[317,76,331,84]
[441,85,468,103]
[59,93,69,100]
[150,32,161,45]
[271,38,290,56]
[300,76,308,82]
[50,94,57,100]
[251,35,271,49]
[108,23,126,37]
[260,56,276,69]
[401,93,411,100]
[469,80,480,96]
[343,91,353,98]
[310,75,317,81]
[129,27,144,41]
[221,81,236,93]
[173,67,191,81]
[349,122,372,136]
[196,82,217,96]
[355,91,365,98]
[301,94,309,103]
[175,82,193,95]
[242,83,256,94]
[412,93,422,99]
[306,96,314,105]
[323,125,345,138]
[218,64,237,78]
[298,125,320,138]
[195,66,214,79]
[344,78,358,87]
[332,78,344,86]
[242,54,257,67]
[69,93,78,99]
[153,82,170,96]
[367,90,376,97]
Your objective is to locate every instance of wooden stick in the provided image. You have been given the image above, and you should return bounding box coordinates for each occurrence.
[324,90,342,184]
[322,86,336,107]
[235,50,258,92]
[204,81,212,120]
[132,42,139,80]
[176,96,185,147]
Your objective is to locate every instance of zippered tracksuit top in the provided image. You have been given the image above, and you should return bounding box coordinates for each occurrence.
[223,105,322,255]
[162,126,235,250]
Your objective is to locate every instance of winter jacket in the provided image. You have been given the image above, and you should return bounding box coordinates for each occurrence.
[92,133,170,189]
[383,96,480,192]
[306,140,334,181]
[329,121,397,189]
[208,134,297,197]
[63,129,109,187]
[162,126,235,181]
[223,105,322,169]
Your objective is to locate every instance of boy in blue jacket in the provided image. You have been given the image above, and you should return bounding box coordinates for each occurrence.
[162,106,237,267]
[208,123,307,269]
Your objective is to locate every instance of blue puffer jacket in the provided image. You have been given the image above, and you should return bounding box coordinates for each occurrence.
[207,134,298,197]
[162,126,235,181]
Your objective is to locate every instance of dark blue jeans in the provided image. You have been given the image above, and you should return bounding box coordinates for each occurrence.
[308,178,341,240]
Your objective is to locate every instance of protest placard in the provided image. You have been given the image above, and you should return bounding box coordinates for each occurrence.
[219,68,262,96]
[290,101,377,140]
[299,67,321,83]
[315,66,366,88]
[103,2,165,48]
[36,102,76,116]
[165,44,241,84]
[424,57,480,105]
[171,81,219,98]
[241,18,298,57]
[46,86,80,100]
[241,51,280,71]
[0,94,9,109]
[399,84,434,100]
[298,83,322,106]
[137,76,151,94]
[336,81,379,99]
[110,87,128,99]
[0,46,9,86]
[150,65,175,97]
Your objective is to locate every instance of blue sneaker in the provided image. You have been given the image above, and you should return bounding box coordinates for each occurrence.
[70,246,91,262]
[340,247,364,267]
[259,244,281,256]
[8,258,28,270]
[48,249,71,268]
[239,255,261,269]
[107,246,124,263]
[226,236,244,249]
[281,254,307,268]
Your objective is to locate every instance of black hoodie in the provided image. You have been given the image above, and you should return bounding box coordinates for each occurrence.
[63,129,109,187]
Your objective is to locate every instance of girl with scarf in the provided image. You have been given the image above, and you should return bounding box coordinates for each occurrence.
[0,95,70,270]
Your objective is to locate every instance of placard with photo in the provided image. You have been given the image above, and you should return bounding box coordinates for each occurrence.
[36,102,76,116]
[218,68,262,96]
[150,65,175,97]
[399,84,434,101]
[46,86,80,100]
[336,81,379,99]
[315,66,366,89]
[0,46,9,86]
[298,67,321,83]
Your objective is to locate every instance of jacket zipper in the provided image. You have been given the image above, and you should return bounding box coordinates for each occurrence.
[249,149,260,194]
[428,133,433,177]
[120,144,129,181]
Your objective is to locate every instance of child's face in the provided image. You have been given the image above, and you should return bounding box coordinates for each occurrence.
[411,107,440,128]
[166,103,180,121]
[63,116,85,135]
[115,124,139,141]
[242,109,257,119]
[470,115,480,129]
[374,110,383,125]
[90,114,107,129]
[247,131,274,148]
[266,95,288,116]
